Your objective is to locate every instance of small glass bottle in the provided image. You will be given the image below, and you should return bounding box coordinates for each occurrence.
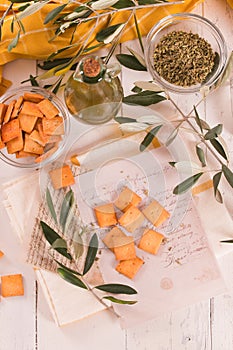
[64,56,123,125]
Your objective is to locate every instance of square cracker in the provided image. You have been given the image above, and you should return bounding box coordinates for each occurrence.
[23,133,44,155]
[3,100,16,123]
[114,186,141,212]
[0,103,7,124]
[94,203,117,228]
[37,98,59,119]
[115,257,144,279]
[118,205,145,233]
[138,228,164,255]
[20,101,44,118]
[49,165,75,190]
[102,227,126,250]
[1,118,20,143]
[42,116,64,135]
[6,130,24,154]
[142,200,170,227]
[1,274,24,297]
[18,113,38,134]
[113,236,136,261]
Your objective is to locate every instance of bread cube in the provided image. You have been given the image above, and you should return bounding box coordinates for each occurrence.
[114,186,141,212]
[142,200,170,227]
[115,257,144,279]
[118,205,144,233]
[138,228,164,255]
[18,113,38,133]
[37,98,59,119]
[49,164,75,190]
[94,203,117,227]
[6,130,24,154]
[1,118,20,143]
[1,274,24,297]
[102,227,126,250]
[114,237,136,261]
[20,101,44,118]
[42,116,64,135]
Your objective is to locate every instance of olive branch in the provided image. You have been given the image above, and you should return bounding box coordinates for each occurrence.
[41,187,138,317]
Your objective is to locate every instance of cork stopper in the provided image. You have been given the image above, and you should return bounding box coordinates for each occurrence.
[83,58,101,78]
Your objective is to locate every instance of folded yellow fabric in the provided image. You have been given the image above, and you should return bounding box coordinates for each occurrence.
[0,0,203,94]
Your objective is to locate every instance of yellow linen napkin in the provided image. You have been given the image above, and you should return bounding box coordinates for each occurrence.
[0,0,202,95]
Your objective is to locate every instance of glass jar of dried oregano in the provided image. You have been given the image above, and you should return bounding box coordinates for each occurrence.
[145,13,227,94]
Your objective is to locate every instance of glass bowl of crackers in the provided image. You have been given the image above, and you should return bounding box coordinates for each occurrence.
[145,13,227,94]
[0,86,70,168]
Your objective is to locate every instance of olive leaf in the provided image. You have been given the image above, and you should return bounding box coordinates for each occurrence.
[72,231,84,260]
[116,54,147,71]
[18,1,49,20]
[210,138,228,160]
[40,221,72,260]
[113,0,135,9]
[127,48,146,67]
[52,76,63,94]
[215,51,233,88]
[46,188,57,224]
[123,91,166,106]
[222,164,233,188]
[91,0,119,10]
[57,268,88,289]
[173,173,204,195]
[44,3,67,24]
[220,239,233,244]
[102,296,137,305]
[140,125,162,151]
[134,81,163,92]
[204,124,223,140]
[213,172,223,203]
[95,283,137,294]
[193,106,203,133]
[165,128,178,147]
[83,233,98,275]
[119,122,148,132]
[114,116,137,124]
[96,23,124,43]
[55,259,82,276]
[8,30,20,52]
[60,190,75,231]
[51,238,67,250]
[196,145,206,167]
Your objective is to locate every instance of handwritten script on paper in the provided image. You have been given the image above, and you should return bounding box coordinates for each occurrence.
[74,149,226,328]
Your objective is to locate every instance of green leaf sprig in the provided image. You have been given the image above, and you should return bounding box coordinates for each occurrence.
[41,188,138,313]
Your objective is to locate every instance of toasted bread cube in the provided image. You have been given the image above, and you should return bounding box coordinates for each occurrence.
[118,205,145,233]
[42,116,64,135]
[102,227,127,251]
[23,133,44,155]
[37,99,59,119]
[37,121,50,144]
[114,237,136,261]
[18,113,38,133]
[142,200,170,227]
[23,92,44,103]
[1,274,24,297]
[0,250,4,258]
[16,150,38,158]
[114,186,141,212]
[115,257,144,279]
[0,103,7,124]
[11,96,24,119]
[6,130,24,154]
[0,134,5,149]
[3,100,16,123]
[20,101,44,118]
[94,203,117,227]
[138,229,164,255]
[29,129,46,146]
[49,165,75,190]
[1,118,20,143]
[152,136,161,148]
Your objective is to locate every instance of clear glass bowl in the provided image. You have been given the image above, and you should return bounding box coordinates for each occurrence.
[145,13,227,94]
[0,86,70,168]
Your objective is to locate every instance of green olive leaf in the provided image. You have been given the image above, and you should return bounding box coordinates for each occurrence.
[123,91,166,106]
[196,145,206,167]
[222,164,233,188]
[114,116,137,124]
[173,173,204,195]
[102,296,137,305]
[113,0,135,9]
[204,124,223,140]
[8,30,20,52]
[57,268,88,289]
[83,233,98,275]
[95,283,137,294]
[54,259,82,276]
[210,139,228,160]
[165,128,178,147]
[46,188,57,224]
[72,231,84,260]
[51,238,67,250]
[44,3,67,24]
[96,23,124,43]
[193,106,203,133]
[18,1,49,20]
[116,54,147,71]
[140,125,162,151]
[213,172,223,203]
[60,190,75,232]
[40,221,72,260]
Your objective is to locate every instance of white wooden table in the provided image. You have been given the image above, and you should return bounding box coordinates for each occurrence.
[1,1,233,349]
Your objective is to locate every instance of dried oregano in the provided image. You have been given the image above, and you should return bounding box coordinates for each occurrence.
[153,30,216,87]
